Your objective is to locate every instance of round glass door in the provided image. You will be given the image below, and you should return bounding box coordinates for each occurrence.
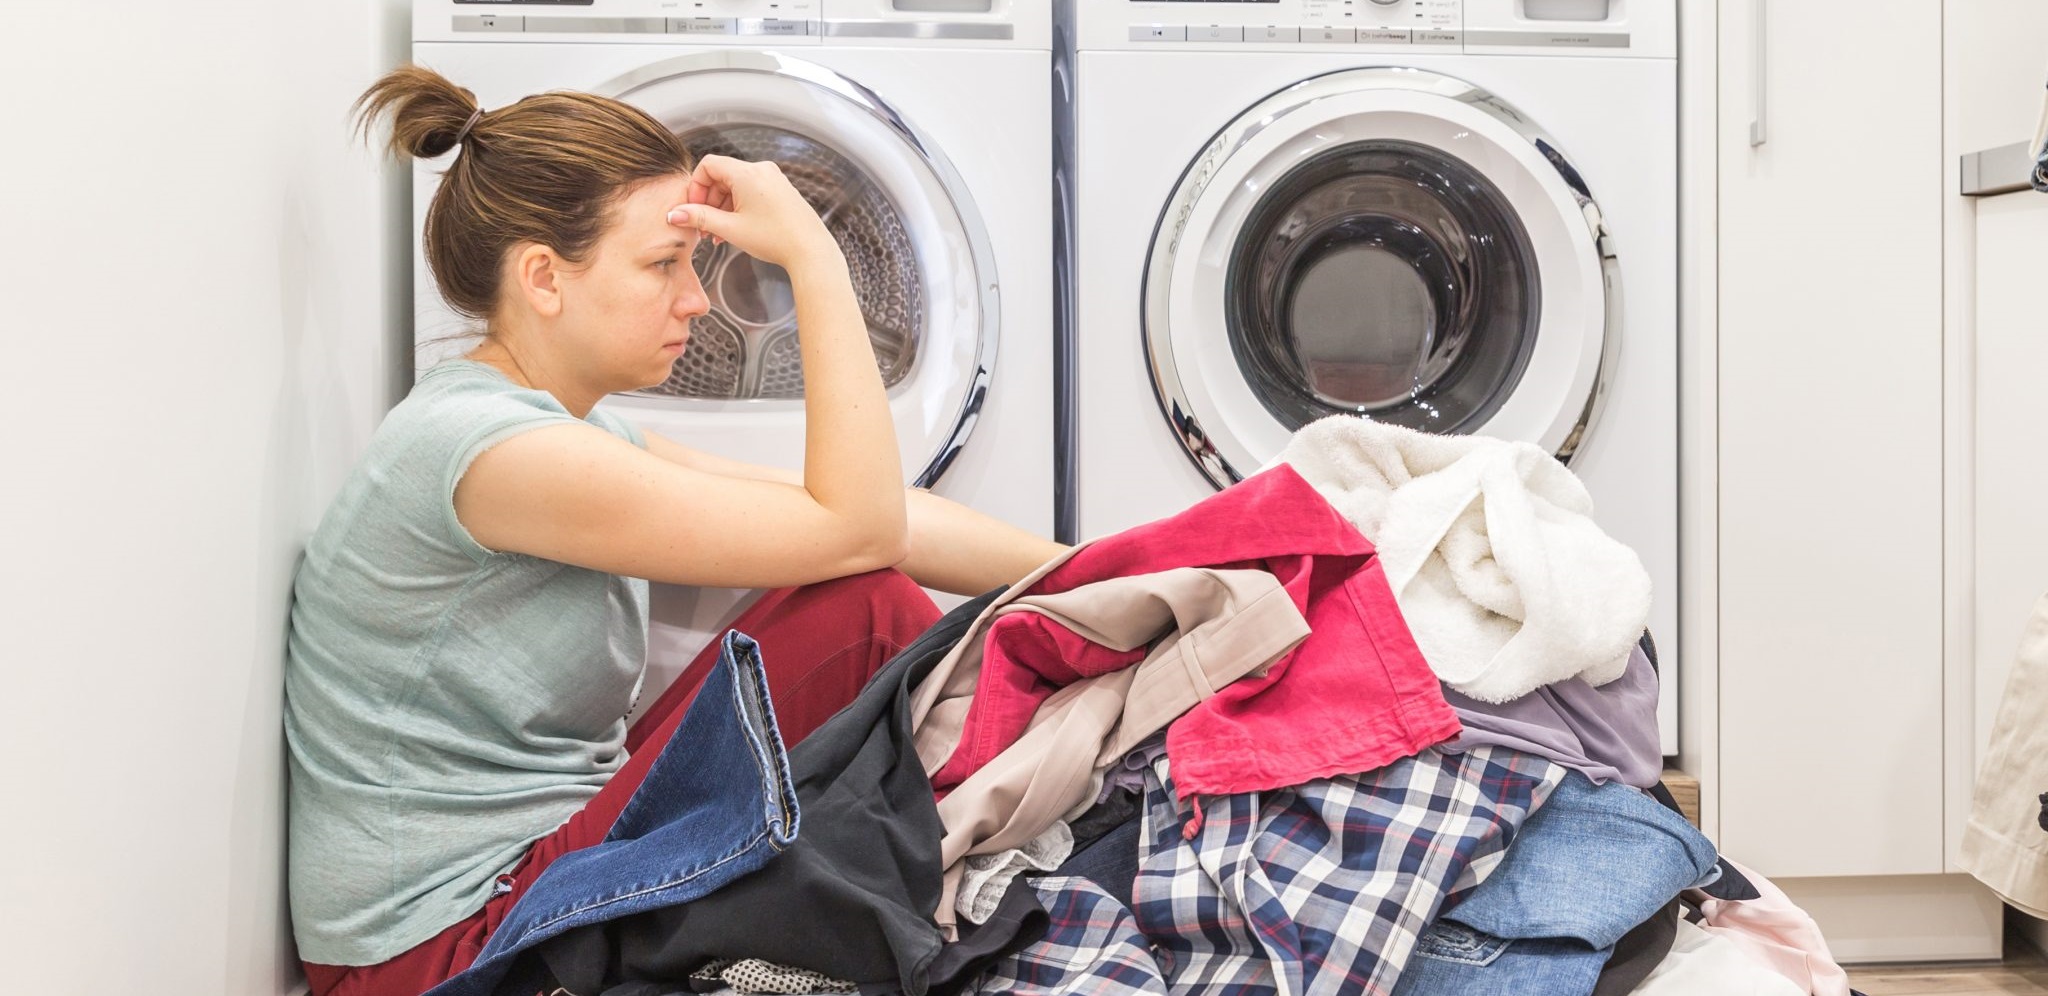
[596,51,998,487]
[1145,67,1618,488]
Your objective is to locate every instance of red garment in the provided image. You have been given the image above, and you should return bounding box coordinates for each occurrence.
[931,465,1460,801]
[301,569,941,996]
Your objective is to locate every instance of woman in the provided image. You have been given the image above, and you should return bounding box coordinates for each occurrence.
[285,65,1065,996]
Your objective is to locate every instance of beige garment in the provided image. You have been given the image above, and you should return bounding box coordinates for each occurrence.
[1959,590,2048,918]
[908,565,1311,929]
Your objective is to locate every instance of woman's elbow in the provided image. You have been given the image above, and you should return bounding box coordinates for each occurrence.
[863,527,912,573]
[833,519,908,576]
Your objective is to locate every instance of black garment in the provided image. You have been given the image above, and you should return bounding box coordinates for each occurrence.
[499,591,1006,996]
[1067,789,1143,853]
[1049,812,1143,909]
[1590,898,1679,996]
[2037,791,2047,832]
[925,879,1050,996]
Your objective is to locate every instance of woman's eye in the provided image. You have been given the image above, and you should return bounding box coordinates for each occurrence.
[654,258,678,272]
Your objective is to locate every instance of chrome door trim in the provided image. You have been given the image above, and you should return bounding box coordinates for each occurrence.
[594,50,1001,489]
[1141,66,1622,488]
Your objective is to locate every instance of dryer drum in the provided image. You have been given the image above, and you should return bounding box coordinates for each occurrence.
[1223,139,1541,436]
[635,123,925,402]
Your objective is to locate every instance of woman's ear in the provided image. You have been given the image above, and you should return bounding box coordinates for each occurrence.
[510,243,563,319]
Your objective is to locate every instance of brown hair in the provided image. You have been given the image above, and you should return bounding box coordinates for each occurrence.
[352,64,692,320]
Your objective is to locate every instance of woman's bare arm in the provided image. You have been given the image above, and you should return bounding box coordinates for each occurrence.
[644,432,1067,594]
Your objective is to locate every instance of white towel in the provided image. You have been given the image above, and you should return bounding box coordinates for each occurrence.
[1272,416,1652,703]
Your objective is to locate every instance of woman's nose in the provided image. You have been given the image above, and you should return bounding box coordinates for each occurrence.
[674,271,711,320]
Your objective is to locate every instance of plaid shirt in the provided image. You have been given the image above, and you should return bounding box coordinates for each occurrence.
[968,746,1563,996]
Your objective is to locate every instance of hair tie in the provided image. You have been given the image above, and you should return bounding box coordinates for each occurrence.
[454,107,484,146]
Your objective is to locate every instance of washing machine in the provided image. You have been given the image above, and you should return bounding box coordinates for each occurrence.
[1062,0,1679,748]
[413,0,1052,704]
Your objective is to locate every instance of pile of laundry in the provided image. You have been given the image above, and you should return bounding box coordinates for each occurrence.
[427,417,1860,996]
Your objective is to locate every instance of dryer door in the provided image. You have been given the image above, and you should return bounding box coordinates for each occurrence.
[1145,67,1618,488]
[595,51,997,487]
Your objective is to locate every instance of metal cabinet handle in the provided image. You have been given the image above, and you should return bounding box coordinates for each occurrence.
[2032,76,2048,191]
[1749,0,1768,147]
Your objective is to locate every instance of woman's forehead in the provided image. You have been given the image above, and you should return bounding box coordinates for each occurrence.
[611,175,692,242]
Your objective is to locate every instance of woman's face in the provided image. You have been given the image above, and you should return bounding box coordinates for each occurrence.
[557,174,711,391]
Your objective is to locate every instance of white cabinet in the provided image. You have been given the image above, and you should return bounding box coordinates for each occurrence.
[1973,192,2048,764]
[1715,0,1946,877]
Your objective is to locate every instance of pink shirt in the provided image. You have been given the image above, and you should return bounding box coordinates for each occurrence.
[930,465,1461,801]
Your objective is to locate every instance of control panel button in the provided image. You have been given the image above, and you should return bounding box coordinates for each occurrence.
[1244,26,1300,43]
[741,18,811,36]
[453,13,523,31]
[1413,29,1463,44]
[1357,28,1412,43]
[1187,25,1243,43]
[1129,24,1186,42]
[526,16,664,33]
[669,17,737,35]
[1302,26,1356,43]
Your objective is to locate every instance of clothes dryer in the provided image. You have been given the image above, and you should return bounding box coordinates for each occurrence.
[1062,0,1679,746]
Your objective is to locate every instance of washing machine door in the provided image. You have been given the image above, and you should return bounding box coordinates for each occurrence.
[1146,67,1618,488]
[595,51,996,488]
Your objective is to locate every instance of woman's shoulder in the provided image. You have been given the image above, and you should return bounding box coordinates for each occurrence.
[399,359,640,448]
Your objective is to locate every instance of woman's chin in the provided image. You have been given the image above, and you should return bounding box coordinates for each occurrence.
[634,355,685,392]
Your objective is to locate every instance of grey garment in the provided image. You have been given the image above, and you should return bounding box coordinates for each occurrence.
[1097,733,1169,804]
[285,359,651,965]
[690,959,856,995]
[1441,644,1663,789]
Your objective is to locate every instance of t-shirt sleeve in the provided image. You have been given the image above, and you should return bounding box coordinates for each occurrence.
[440,404,585,564]
[588,408,647,450]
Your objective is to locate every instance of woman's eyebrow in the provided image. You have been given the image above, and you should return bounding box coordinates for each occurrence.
[643,237,694,253]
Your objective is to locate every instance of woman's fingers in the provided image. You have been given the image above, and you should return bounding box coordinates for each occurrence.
[668,154,837,267]
[667,203,740,246]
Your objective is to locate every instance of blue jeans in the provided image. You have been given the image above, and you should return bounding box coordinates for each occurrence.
[425,630,800,996]
[1394,771,1717,996]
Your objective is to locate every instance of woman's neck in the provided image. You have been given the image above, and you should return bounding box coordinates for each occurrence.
[468,335,604,418]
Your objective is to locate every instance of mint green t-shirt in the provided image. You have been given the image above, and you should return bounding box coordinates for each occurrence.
[284,360,651,965]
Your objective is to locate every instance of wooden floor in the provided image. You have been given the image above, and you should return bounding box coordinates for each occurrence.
[1849,934,2048,995]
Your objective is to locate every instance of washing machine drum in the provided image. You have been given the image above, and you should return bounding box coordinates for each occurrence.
[596,51,997,489]
[1146,67,1618,489]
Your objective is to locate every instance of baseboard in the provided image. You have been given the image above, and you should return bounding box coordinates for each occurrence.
[1779,873,2003,963]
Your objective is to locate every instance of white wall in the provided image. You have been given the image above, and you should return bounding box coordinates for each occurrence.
[0,2,409,992]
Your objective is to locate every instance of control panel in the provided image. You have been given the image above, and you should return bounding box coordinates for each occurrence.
[1079,0,1669,57]
[417,0,1043,47]
[1119,0,1459,48]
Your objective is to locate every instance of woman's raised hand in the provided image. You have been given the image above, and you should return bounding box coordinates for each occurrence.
[666,154,841,271]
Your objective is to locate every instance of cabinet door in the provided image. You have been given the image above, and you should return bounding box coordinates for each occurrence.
[1974,192,2048,767]
[1717,0,1945,876]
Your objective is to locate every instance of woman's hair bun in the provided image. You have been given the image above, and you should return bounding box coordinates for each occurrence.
[353,64,483,160]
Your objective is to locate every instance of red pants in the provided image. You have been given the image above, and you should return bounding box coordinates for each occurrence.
[303,570,941,996]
